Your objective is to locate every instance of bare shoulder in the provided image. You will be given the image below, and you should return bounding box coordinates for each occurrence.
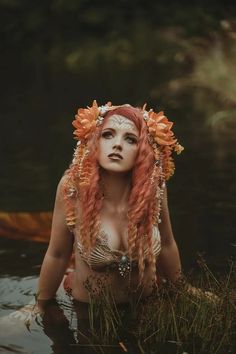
[46,173,75,248]
[159,185,175,245]
[55,172,71,201]
[55,172,82,223]
[161,184,168,207]
[54,172,78,205]
[160,184,169,217]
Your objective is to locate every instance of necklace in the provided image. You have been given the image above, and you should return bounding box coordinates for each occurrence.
[118,255,131,277]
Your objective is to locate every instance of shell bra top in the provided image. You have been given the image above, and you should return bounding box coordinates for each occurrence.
[75,226,162,277]
[64,178,162,276]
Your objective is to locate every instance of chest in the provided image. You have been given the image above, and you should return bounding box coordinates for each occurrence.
[99,208,128,251]
[74,199,129,251]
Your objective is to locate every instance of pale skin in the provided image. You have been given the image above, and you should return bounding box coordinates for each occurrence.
[36,115,182,312]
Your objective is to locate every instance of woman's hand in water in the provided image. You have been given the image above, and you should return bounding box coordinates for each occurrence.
[33,298,59,319]
[24,299,56,330]
[32,300,46,317]
[24,302,45,331]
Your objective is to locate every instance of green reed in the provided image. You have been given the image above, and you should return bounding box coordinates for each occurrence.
[78,259,236,354]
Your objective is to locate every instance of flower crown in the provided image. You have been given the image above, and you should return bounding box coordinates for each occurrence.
[72,100,120,142]
[72,100,184,179]
[72,99,184,153]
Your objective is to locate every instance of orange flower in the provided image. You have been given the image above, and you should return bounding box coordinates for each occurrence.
[147,111,177,146]
[72,100,99,141]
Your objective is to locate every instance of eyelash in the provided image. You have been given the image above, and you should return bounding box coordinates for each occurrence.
[101,131,113,139]
[126,137,137,144]
[101,132,137,144]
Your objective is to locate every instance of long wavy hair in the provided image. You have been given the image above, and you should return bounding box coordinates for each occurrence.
[63,105,165,284]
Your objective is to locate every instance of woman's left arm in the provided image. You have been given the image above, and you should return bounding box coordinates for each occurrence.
[157,186,182,283]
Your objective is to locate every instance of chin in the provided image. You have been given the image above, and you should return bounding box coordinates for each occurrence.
[100,165,132,174]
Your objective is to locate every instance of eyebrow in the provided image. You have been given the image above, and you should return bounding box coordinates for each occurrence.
[102,128,139,139]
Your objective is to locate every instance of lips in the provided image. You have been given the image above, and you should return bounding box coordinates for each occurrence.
[108,153,123,160]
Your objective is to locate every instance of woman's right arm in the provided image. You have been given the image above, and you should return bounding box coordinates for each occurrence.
[36,176,74,311]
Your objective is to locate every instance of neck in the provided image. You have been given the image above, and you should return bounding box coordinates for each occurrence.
[100,169,132,207]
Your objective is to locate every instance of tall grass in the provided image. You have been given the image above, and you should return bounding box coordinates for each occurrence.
[76,259,236,354]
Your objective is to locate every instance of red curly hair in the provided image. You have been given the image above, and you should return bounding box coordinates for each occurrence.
[63,105,167,284]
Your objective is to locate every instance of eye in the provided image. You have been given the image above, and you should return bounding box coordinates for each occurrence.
[101,131,113,139]
[126,136,138,144]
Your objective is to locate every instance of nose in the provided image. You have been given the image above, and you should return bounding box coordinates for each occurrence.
[112,136,123,151]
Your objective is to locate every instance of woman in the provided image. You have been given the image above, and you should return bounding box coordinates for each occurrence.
[36,101,184,313]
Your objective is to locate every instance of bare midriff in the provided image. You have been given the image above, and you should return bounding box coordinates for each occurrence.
[70,252,156,303]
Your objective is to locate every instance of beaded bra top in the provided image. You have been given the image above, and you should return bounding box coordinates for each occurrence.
[75,226,161,277]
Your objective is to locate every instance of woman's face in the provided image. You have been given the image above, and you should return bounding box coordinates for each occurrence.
[98,114,139,173]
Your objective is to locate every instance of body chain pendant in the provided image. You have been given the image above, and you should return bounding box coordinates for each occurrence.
[118,255,131,277]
